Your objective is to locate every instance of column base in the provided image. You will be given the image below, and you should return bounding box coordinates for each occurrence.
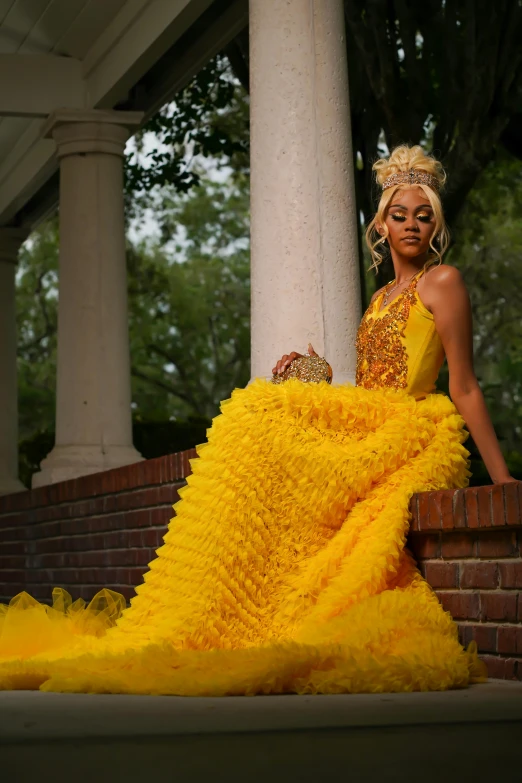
[0,476,26,496]
[32,444,144,488]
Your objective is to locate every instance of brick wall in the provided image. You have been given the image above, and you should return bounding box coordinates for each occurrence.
[0,452,520,680]
[0,450,196,603]
[408,483,522,680]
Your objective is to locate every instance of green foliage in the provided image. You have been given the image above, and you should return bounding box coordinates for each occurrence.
[125,56,249,205]
[16,171,250,481]
[448,150,522,449]
[128,175,250,420]
[18,430,55,488]
[16,220,59,441]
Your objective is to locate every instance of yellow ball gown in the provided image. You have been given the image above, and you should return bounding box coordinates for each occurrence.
[0,271,487,694]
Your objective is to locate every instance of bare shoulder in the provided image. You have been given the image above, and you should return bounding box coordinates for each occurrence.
[422,263,466,290]
[419,264,468,311]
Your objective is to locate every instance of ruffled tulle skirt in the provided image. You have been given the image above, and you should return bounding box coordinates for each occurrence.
[0,380,486,694]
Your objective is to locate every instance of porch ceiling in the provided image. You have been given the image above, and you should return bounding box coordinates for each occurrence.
[0,0,248,228]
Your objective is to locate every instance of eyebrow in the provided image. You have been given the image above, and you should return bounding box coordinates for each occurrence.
[389,203,433,210]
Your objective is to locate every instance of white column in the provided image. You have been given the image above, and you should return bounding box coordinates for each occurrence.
[0,228,27,495]
[249,0,361,385]
[33,110,144,488]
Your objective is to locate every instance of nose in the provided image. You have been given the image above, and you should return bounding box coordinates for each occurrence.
[405,218,419,232]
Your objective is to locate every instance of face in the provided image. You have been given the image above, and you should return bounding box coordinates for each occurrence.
[377,187,436,259]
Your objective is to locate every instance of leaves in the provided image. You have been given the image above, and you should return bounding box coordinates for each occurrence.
[124,56,249,202]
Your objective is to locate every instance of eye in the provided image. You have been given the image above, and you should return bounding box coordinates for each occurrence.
[390,214,406,221]
[416,212,432,222]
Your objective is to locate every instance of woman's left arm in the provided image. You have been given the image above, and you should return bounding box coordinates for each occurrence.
[429,265,516,485]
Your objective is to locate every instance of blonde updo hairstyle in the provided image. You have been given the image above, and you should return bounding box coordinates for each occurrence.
[365,144,450,274]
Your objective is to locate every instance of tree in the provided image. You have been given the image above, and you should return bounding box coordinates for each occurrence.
[128,174,251,421]
[16,220,59,441]
[126,5,522,295]
[443,148,522,480]
[16,173,251,483]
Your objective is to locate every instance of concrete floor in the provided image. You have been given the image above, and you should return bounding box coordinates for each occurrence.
[1,681,522,782]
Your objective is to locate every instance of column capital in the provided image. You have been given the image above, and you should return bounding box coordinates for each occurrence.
[41,108,144,158]
[0,226,29,264]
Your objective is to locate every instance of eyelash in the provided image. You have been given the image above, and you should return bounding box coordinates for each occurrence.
[391,214,432,223]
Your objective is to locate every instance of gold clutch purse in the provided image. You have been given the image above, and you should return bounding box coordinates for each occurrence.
[271,355,333,385]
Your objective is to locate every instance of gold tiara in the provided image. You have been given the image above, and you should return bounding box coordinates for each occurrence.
[382,169,440,192]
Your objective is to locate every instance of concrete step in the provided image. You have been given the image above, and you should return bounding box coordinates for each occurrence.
[1,680,521,783]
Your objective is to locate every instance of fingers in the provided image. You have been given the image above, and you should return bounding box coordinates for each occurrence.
[272,352,302,375]
[271,345,319,375]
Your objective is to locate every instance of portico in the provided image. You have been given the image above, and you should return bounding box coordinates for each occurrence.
[0,0,359,491]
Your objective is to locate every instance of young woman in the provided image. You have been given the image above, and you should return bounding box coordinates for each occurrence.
[1,145,506,695]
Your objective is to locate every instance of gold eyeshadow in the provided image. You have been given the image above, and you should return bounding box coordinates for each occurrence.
[389,211,432,222]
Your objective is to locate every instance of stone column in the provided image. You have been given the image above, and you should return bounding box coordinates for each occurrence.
[249,0,361,385]
[0,228,27,495]
[33,110,144,488]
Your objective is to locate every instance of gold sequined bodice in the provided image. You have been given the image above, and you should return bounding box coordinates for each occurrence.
[356,270,445,400]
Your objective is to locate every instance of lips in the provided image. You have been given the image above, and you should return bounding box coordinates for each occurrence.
[402,236,420,242]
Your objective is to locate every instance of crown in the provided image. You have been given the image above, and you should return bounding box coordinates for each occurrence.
[382,169,440,192]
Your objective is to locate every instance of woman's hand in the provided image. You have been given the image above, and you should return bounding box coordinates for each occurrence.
[272,343,318,376]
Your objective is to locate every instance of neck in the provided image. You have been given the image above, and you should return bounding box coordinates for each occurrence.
[389,250,428,284]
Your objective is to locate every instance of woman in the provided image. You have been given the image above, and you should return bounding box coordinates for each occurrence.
[0,145,507,695]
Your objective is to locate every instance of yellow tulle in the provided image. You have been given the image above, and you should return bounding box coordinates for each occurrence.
[0,380,487,694]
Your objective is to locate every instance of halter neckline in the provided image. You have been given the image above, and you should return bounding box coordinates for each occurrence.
[376,268,425,314]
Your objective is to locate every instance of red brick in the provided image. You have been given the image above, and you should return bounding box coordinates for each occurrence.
[457,623,497,653]
[441,492,455,530]
[477,531,517,558]
[480,592,518,622]
[115,585,134,601]
[436,591,480,620]
[0,555,26,569]
[123,509,152,528]
[518,482,522,518]
[464,488,479,529]
[473,624,498,653]
[427,491,443,530]
[0,512,23,529]
[39,553,67,568]
[477,486,493,528]
[158,485,178,504]
[491,484,506,527]
[497,626,522,655]
[0,541,25,555]
[460,561,498,589]
[441,532,476,558]
[125,530,143,547]
[0,527,25,542]
[481,655,508,679]
[140,528,165,548]
[87,514,126,533]
[504,482,520,526]
[499,561,522,589]
[424,561,459,588]
[0,570,27,583]
[414,491,430,532]
[481,655,521,681]
[149,507,170,526]
[181,451,193,479]
[452,489,467,529]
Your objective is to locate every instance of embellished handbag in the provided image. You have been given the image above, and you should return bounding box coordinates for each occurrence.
[271,354,333,384]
